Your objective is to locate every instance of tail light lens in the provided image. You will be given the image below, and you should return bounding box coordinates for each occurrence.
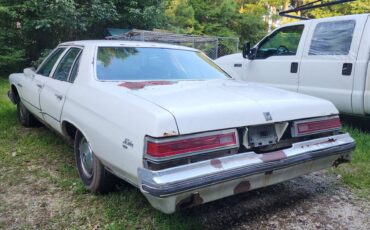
[292,116,341,137]
[145,129,239,159]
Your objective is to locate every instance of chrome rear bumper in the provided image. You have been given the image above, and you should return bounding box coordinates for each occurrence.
[138,133,355,213]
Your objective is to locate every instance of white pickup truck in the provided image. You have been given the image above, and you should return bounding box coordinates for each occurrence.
[216,14,370,116]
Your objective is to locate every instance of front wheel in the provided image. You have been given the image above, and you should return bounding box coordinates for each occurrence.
[74,131,115,193]
[17,100,39,127]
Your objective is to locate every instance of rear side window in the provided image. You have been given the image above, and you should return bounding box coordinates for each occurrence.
[53,48,82,82]
[69,53,81,83]
[37,48,66,76]
[309,20,356,55]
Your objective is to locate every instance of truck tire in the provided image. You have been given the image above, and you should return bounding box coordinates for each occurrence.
[17,101,40,127]
[74,130,115,193]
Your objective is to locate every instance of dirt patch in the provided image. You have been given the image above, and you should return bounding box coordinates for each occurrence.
[0,165,101,229]
[185,171,370,229]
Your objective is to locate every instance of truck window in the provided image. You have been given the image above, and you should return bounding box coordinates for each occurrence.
[256,25,304,59]
[309,20,355,55]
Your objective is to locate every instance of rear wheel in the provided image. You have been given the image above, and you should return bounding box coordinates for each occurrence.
[17,100,39,127]
[74,131,115,193]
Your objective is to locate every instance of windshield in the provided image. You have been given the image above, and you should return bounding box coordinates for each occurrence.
[96,47,229,80]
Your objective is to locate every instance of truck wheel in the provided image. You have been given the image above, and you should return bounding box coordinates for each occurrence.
[17,101,39,127]
[74,131,115,193]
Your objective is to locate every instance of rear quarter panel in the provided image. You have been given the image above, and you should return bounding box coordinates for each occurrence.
[61,83,178,186]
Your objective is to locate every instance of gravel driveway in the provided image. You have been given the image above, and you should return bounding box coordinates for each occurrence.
[185,171,370,229]
[1,166,369,229]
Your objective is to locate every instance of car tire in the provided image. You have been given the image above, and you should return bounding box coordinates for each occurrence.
[74,131,115,193]
[17,100,40,127]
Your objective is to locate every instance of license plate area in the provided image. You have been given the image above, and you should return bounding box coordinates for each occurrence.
[248,125,277,147]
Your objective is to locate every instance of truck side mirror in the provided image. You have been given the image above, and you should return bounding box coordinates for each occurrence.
[242,42,257,60]
[242,42,251,59]
[248,47,257,60]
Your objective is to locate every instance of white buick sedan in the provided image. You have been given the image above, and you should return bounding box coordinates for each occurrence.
[8,40,355,213]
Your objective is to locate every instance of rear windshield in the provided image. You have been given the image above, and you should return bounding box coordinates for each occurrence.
[96,47,229,80]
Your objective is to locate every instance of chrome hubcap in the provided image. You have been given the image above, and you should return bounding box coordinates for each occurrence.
[79,137,94,178]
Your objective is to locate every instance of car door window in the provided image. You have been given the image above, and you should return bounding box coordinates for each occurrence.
[69,52,82,83]
[309,20,355,55]
[53,48,82,82]
[256,25,304,59]
[36,48,66,76]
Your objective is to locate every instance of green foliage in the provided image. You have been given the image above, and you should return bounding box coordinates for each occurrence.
[0,1,25,74]
[165,0,269,47]
[165,0,196,34]
[0,0,369,75]
[303,0,370,19]
[0,0,167,75]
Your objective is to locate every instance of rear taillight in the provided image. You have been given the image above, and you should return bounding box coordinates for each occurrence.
[145,129,239,159]
[292,116,341,137]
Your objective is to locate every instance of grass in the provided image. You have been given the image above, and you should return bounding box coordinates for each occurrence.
[334,116,370,198]
[1,77,370,228]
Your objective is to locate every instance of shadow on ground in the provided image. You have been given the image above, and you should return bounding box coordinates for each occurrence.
[341,115,370,132]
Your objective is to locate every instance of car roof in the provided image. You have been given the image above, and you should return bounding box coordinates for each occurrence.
[282,13,370,27]
[59,40,198,51]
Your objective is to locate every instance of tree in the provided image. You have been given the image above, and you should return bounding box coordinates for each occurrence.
[0,1,25,73]
[165,0,195,34]
[0,0,168,75]
[302,0,370,19]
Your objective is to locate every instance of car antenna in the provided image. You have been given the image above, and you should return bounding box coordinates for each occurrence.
[279,0,356,20]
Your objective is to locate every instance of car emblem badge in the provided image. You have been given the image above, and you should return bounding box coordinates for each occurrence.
[122,138,134,149]
[263,112,272,121]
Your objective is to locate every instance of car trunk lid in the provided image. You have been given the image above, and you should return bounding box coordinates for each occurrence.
[117,79,338,134]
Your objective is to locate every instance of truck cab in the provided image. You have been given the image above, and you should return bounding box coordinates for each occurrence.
[216,14,370,116]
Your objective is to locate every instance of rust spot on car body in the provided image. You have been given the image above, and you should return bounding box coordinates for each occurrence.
[316,138,337,145]
[260,150,286,162]
[210,159,223,169]
[118,81,177,90]
[176,193,204,210]
[234,181,251,194]
[163,131,178,137]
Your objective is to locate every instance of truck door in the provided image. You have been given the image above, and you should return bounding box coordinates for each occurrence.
[243,22,309,92]
[21,48,66,117]
[39,47,82,133]
[298,15,368,114]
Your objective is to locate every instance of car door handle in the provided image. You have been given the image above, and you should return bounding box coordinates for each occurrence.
[55,94,63,100]
[342,63,353,76]
[36,84,44,89]
[291,62,299,73]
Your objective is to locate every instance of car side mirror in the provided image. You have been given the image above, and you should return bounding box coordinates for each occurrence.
[242,42,257,60]
[23,67,36,78]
